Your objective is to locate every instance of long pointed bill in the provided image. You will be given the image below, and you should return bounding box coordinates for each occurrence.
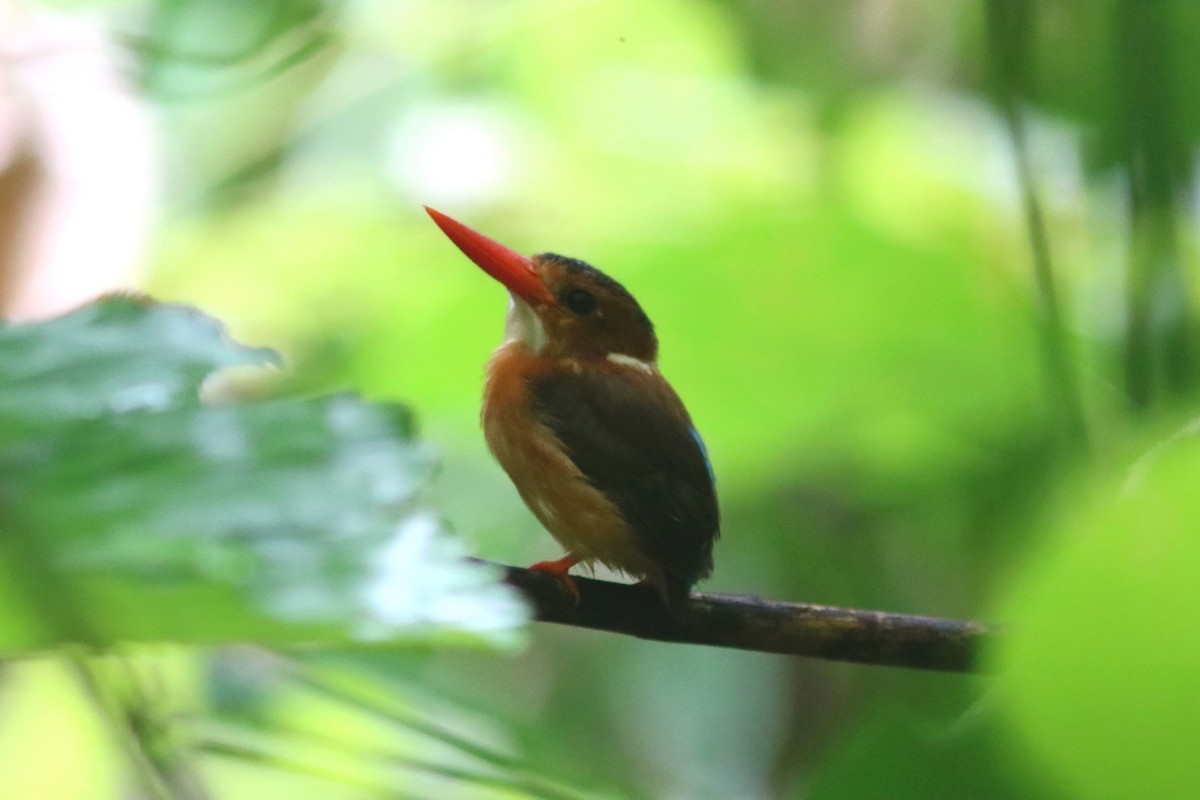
[425,207,555,306]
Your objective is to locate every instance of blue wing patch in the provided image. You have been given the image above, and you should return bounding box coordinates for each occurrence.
[690,427,715,485]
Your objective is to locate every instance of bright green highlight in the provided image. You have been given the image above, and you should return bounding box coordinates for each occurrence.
[996,436,1200,799]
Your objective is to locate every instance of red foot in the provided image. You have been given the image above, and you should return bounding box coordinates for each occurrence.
[528,555,581,601]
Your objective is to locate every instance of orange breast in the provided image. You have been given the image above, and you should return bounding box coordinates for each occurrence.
[481,343,651,577]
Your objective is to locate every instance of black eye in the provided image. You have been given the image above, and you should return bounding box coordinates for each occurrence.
[561,287,597,316]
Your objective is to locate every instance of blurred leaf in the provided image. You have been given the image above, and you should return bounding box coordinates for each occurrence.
[0,295,276,436]
[137,0,338,94]
[0,297,526,655]
[805,705,1057,800]
[995,432,1200,799]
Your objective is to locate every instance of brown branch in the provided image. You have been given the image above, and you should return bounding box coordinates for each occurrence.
[486,561,995,674]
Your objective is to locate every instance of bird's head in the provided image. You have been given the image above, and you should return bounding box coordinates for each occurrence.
[426,207,658,364]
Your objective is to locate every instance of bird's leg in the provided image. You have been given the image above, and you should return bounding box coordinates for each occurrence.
[527,554,581,601]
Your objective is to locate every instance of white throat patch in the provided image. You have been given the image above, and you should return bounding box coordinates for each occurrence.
[503,295,547,353]
[606,352,656,373]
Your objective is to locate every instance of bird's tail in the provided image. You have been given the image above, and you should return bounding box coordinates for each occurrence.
[652,571,695,622]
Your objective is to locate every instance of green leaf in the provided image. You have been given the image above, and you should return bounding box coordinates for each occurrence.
[0,297,526,654]
[994,432,1200,800]
[806,708,1058,800]
[0,295,276,435]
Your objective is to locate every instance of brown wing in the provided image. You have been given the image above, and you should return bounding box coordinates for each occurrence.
[529,366,719,600]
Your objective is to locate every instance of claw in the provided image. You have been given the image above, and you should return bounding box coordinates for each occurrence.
[528,554,581,602]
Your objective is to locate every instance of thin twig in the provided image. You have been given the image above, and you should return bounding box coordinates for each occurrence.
[1117,1,1193,408]
[192,714,594,800]
[985,0,1088,446]
[196,737,424,800]
[485,561,994,674]
[278,662,590,800]
[68,659,193,800]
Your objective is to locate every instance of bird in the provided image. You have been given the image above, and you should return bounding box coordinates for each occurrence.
[425,206,719,610]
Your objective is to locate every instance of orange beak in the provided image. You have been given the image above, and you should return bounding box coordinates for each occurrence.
[425,207,556,306]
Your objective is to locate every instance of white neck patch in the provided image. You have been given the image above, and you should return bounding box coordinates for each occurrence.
[503,295,547,353]
[606,352,656,373]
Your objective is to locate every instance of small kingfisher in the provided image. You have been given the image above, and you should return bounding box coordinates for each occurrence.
[426,207,720,609]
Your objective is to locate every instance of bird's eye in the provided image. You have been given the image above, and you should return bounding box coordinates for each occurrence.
[561,287,597,316]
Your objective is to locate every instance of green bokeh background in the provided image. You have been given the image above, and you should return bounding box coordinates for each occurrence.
[6,0,1200,798]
